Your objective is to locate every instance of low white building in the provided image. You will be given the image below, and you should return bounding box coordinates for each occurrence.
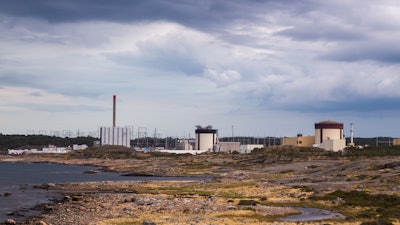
[313,139,346,152]
[176,139,193,150]
[156,149,208,155]
[240,144,264,154]
[73,144,88,150]
[218,142,240,153]
[8,144,87,155]
[8,147,70,154]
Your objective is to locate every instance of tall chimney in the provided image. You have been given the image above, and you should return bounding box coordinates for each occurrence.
[113,95,116,127]
[350,123,354,144]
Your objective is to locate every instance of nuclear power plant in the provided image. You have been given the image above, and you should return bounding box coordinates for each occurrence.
[281,120,347,152]
[98,95,361,152]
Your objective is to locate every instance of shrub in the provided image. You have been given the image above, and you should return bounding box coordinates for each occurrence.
[237,199,259,206]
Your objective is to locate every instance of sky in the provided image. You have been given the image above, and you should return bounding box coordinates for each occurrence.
[1,0,400,138]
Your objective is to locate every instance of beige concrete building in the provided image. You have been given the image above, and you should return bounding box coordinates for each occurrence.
[313,120,346,152]
[282,120,346,152]
[314,120,344,144]
[281,134,315,147]
[393,138,400,145]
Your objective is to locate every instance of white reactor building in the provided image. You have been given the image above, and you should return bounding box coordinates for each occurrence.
[195,125,218,151]
[314,120,345,151]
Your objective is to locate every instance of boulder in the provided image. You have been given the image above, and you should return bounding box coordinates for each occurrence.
[46,183,56,188]
[72,195,84,201]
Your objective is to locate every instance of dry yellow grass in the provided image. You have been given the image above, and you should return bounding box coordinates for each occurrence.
[5,152,400,224]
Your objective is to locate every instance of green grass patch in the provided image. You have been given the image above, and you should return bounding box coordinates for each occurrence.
[311,190,400,222]
[345,146,400,157]
[218,191,244,198]
[238,199,259,206]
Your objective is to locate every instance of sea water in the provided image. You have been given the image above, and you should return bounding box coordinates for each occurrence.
[0,162,206,222]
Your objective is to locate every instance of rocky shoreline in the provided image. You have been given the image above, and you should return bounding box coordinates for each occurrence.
[16,181,301,225]
[1,152,400,224]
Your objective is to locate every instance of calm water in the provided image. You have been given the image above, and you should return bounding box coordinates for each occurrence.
[0,162,204,222]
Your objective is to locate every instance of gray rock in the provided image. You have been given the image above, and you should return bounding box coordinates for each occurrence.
[123,205,135,212]
[47,183,56,188]
[142,220,156,225]
[332,197,346,205]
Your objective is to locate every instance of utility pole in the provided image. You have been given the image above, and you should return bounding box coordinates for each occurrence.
[231,125,234,142]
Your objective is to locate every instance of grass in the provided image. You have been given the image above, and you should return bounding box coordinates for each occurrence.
[102,210,297,225]
[310,190,400,224]
[237,199,259,206]
[344,146,400,157]
[291,185,315,192]
[216,211,275,222]
[11,145,400,224]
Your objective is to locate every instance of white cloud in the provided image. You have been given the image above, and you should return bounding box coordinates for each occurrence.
[1,1,400,136]
[204,69,241,86]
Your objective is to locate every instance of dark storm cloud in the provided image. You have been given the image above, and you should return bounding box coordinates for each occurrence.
[0,1,245,23]
[0,0,308,30]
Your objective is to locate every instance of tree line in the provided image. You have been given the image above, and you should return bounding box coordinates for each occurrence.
[0,134,98,152]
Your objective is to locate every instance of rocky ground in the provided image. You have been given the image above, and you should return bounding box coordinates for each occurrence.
[1,149,400,225]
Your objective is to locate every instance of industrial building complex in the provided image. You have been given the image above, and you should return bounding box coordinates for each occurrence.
[99,95,131,148]
[94,95,355,153]
[6,95,400,156]
[281,120,346,152]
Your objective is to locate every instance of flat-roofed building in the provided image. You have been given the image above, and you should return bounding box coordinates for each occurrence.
[218,142,240,153]
[282,134,315,147]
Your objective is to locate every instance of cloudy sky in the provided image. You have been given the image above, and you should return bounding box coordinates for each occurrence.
[1,0,400,138]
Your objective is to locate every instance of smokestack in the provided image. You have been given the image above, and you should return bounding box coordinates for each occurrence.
[113,95,116,127]
[350,123,354,144]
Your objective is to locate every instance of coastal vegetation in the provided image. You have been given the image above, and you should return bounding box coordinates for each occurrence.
[311,190,400,224]
[2,138,400,224]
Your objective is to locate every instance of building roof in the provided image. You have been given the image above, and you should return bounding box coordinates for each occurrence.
[315,120,344,129]
[316,120,342,124]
